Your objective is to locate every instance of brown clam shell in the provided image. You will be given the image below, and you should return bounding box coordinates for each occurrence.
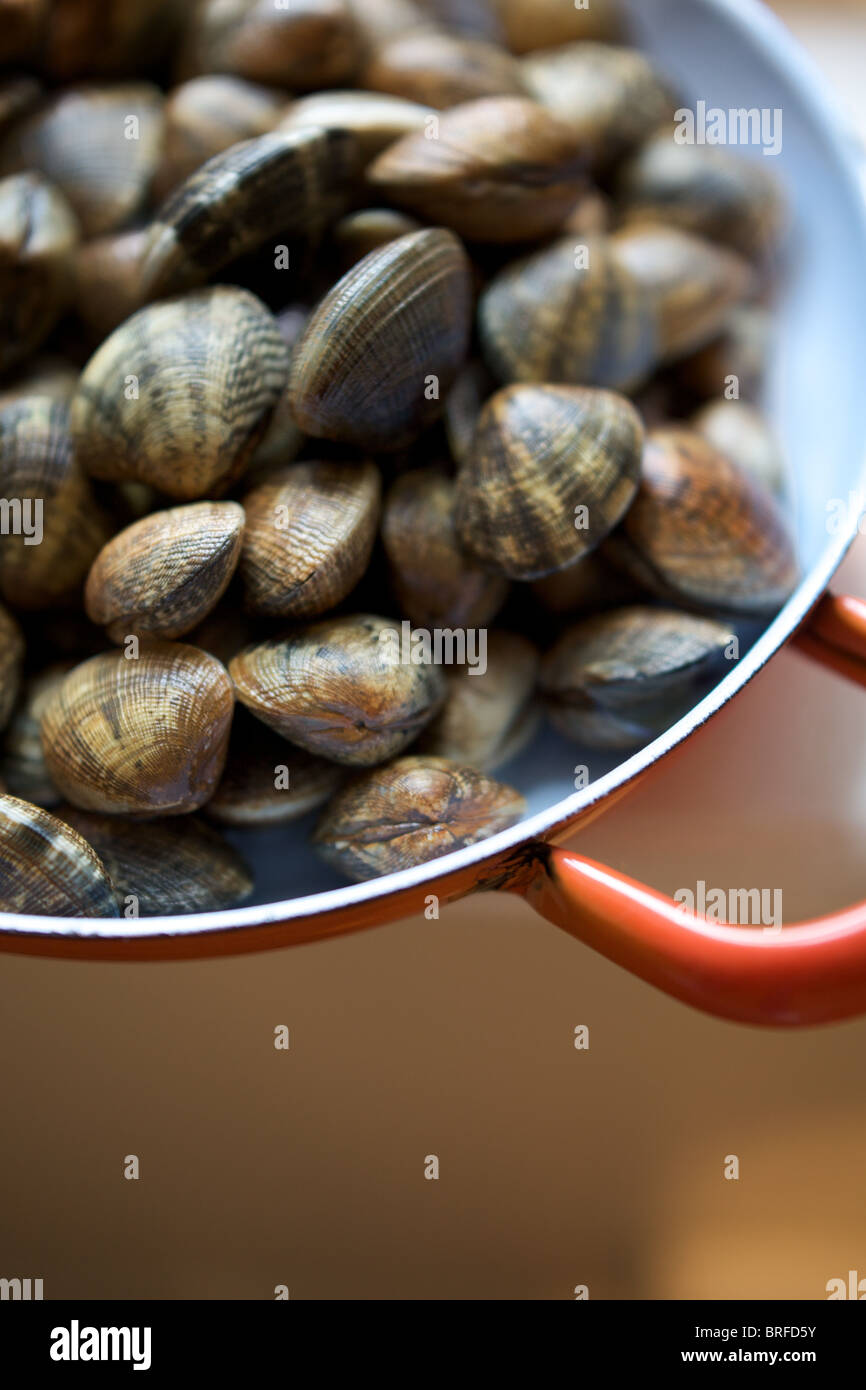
[287,227,473,451]
[478,234,658,393]
[58,808,253,916]
[71,286,291,500]
[229,614,447,767]
[419,631,539,772]
[455,384,644,581]
[141,127,357,300]
[0,792,118,917]
[540,605,736,749]
[362,30,525,109]
[0,172,80,374]
[85,502,246,643]
[367,95,587,243]
[207,708,343,827]
[0,398,111,611]
[240,461,381,619]
[177,0,361,90]
[313,755,527,881]
[153,74,287,203]
[0,84,165,237]
[617,428,798,615]
[381,468,509,627]
[40,643,235,815]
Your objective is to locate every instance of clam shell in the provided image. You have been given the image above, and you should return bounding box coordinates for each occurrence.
[362,30,525,109]
[229,613,446,766]
[85,501,246,642]
[0,172,80,374]
[522,42,673,169]
[313,755,527,880]
[280,89,430,165]
[495,0,623,52]
[0,602,24,732]
[73,227,147,345]
[240,461,381,619]
[478,235,658,393]
[367,95,586,243]
[0,398,112,611]
[382,468,509,627]
[455,384,644,581]
[0,664,68,805]
[540,605,736,749]
[207,708,343,826]
[141,127,357,300]
[288,227,473,450]
[610,224,753,361]
[58,808,253,916]
[71,286,291,500]
[177,0,361,90]
[0,793,117,917]
[616,130,784,259]
[153,74,287,202]
[0,85,165,237]
[618,427,799,614]
[40,643,235,815]
[692,398,785,496]
[419,631,539,772]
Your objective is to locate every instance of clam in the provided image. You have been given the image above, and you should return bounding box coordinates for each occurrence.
[454,385,644,581]
[41,0,182,80]
[0,85,165,237]
[0,172,80,374]
[539,605,736,749]
[141,127,357,300]
[1,664,68,805]
[521,43,673,169]
[73,227,147,345]
[85,502,246,642]
[280,89,430,165]
[0,793,118,917]
[207,708,343,826]
[367,95,586,243]
[40,643,235,815]
[331,208,423,271]
[229,614,447,766]
[288,227,473,450]
[419,631,539,772]
[0,603,24,732]
[58,809,253,916]
[478,235,658,393]
[612,428,798,615]
[240,461,381,619]
[610,224,753,361]
[313,755,526,880]
[361,30,525,109]
[71,286,291,500]
[153,74,287,202]
[494,0,624,52]
[177,0,361,90]
[616,130,784,259]
[692,399,785,496]
[0,399,111,610]
[381,468,509,627]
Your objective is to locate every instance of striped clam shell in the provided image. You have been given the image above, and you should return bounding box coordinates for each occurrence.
[0,793,118,917]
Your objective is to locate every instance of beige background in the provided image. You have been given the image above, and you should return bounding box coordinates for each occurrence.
[2,2,866,1300]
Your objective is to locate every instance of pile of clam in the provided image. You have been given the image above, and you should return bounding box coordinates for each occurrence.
[0,0,797,917]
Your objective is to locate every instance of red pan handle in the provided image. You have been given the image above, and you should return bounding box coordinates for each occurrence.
[515,593,866,1027]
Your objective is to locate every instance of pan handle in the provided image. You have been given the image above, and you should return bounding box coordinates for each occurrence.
[512,592,866,1027]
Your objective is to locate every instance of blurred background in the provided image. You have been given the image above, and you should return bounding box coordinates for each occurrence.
[2,0,866,1300]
